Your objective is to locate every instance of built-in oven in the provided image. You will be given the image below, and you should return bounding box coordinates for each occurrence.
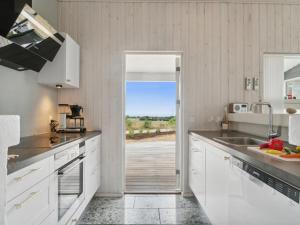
[56,141,86,224]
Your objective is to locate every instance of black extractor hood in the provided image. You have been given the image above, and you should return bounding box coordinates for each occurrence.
[0,0,64,72]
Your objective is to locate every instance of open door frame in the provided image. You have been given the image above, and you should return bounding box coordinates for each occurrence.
[121,51,184,194]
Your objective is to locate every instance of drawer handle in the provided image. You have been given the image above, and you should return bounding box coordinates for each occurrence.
[14,191,38,209]
[224,156,231,161]
[14,168,40,182]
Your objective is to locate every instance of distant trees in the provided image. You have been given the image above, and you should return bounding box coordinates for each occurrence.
[143,119,152,129]
[167,117,176,128]
[125,116,133,129]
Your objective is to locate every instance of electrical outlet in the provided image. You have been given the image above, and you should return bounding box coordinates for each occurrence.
[245,77,253,90]
[253,77,259,90]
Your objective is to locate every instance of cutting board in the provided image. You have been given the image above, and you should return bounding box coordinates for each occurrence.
[247,146,300,162]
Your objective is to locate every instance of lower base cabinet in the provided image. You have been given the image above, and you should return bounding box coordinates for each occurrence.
[39,211,57,225]
[6,177,53,225]
[189,135,300,225]
[205,144,230,225]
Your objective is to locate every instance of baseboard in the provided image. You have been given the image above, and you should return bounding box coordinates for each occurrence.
[182,191,194,197]
[95,192,124,197]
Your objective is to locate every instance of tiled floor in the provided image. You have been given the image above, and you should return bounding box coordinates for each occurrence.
[78,194,211,225]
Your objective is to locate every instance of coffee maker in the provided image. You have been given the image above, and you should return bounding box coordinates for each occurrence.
[57,104,86,133]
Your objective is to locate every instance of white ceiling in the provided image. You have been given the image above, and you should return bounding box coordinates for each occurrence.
[284,56,300,72]
[126,54,178,73]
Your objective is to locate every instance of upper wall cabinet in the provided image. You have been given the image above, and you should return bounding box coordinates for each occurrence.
[38,33,80,88]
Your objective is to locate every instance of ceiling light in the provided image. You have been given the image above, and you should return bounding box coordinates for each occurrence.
[56,84,63,88]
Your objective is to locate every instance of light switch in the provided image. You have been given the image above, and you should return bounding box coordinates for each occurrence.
[253,77,259,90]
[245,77,253,90]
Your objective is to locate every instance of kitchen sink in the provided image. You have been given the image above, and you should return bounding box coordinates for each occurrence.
[213,137,266,147]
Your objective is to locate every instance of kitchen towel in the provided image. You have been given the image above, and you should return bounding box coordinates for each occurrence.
[289,114,300,146]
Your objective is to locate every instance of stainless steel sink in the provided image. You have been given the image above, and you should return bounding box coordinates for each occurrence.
[213,137,266,147]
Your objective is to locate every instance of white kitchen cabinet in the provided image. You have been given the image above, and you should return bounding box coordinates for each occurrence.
[7,156,52,202]
[38,33,80,88]
[228,157,246,225]
[6,177,53,225]
[205,143,231,225]
[39,211,57,225]
[189,136,206,206]
[85,135,101,203]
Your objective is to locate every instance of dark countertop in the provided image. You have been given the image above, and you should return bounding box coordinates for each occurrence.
[7,131,101,175]
[189,130,300,189]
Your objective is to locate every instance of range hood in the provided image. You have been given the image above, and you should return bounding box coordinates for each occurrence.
[0,0,64,72]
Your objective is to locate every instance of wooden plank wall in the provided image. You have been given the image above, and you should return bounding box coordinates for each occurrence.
[58,0,300,195]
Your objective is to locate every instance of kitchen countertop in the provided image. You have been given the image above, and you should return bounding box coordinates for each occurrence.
[189,130,300,189]
[7,131,101,175]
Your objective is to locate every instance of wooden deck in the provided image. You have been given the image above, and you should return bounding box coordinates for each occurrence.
[125,141,177,193]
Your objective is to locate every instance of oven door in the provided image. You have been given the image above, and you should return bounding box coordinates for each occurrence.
[57,154,85,223]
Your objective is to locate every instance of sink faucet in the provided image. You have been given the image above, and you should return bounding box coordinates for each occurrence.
[250,102,280,139]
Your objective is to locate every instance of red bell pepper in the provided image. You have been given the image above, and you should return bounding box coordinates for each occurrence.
[268,139,284,151]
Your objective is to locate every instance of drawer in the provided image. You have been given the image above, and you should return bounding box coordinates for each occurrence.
[86,165,100,202]
[7,157,51,201]
[87,144,100,168]
[6,177,51,225]
[54,144,79,170]
[189,166,205,204]
[86,135,100,153]
[189,167,201,192]
[190,136,204,149]
[190,148,205,167]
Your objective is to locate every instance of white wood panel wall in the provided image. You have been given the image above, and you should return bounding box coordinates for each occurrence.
[58,0,300,195]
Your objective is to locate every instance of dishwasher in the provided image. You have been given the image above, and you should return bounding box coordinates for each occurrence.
[229,157,300,225]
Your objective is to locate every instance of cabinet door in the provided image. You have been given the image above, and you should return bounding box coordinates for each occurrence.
[6,177,52,225]
[65,35,80,88]
[228,158,247,225]
[205,144,230,225]
[189,136,205,206]
[85,135,101,202]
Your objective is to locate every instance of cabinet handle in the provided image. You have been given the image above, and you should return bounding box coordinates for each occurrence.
[67,79,71,82]
[14,168,40,182]
[14,191,38,209]
[224,156,231,160]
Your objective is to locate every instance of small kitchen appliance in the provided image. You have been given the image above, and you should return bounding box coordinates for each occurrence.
[57,104,86,133]
[228,103,248,113]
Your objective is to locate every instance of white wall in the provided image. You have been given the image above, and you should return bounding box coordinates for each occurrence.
[0,66,57,137]
[58,0,300,195]
[32,0,58,29]
[263,54,285,113]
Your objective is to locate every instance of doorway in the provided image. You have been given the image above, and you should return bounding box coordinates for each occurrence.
[123,52,182,193]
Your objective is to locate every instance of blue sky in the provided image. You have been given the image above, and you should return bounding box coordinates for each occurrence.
[126,82,176,117]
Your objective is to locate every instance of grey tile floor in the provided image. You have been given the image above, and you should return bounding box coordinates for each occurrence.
[78,194,212,225]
